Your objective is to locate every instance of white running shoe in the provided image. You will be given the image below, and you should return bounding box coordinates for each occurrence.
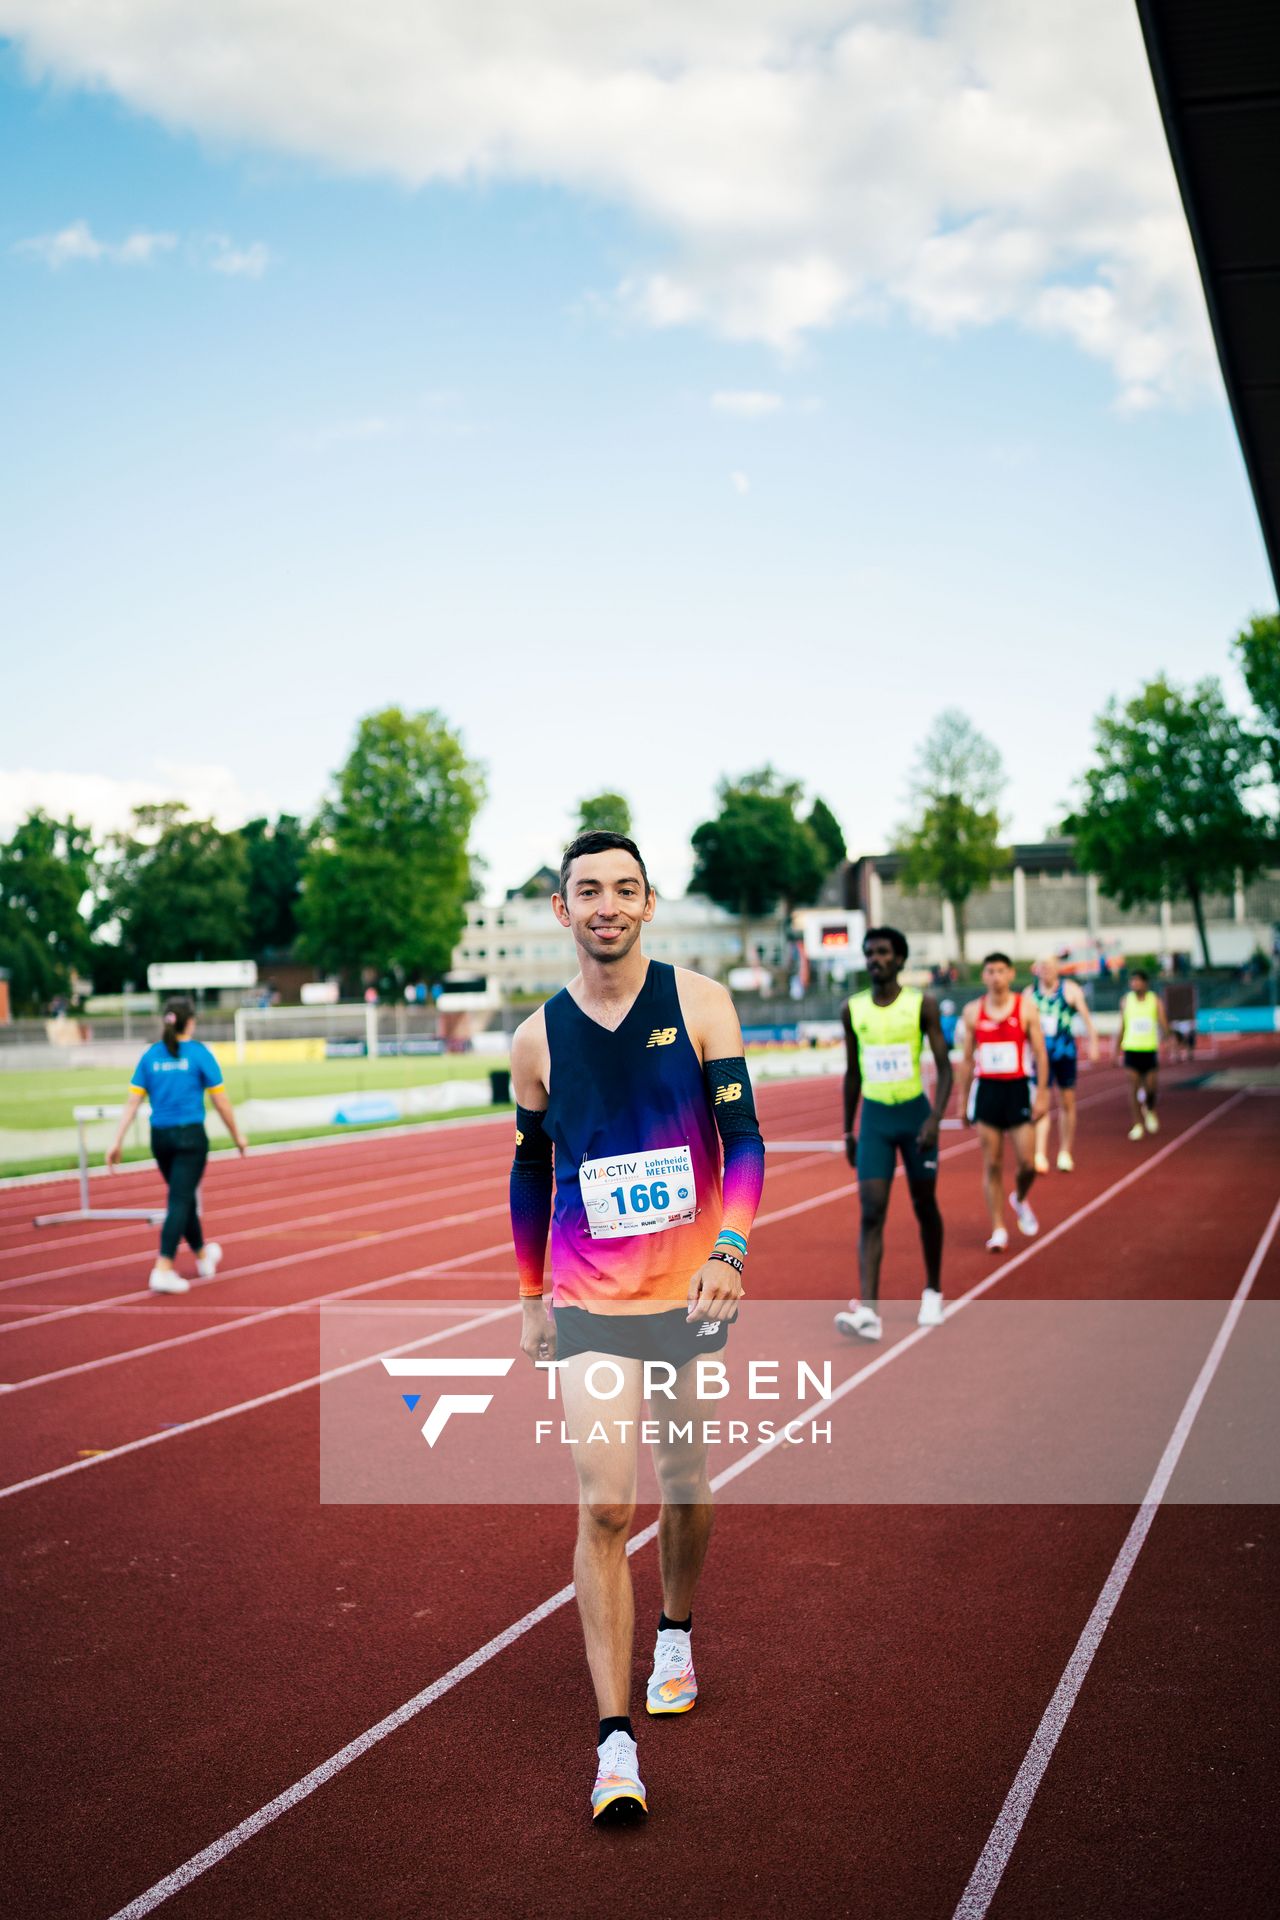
[1057,1150,1075,1172]
[646,1629,697,1715]
[1144,1109,1160,1135]
[591,1730,647,1822]
[834,1304,882,1342]
[1010,1192,1039,1238]
[1128,1123,1144,1141]
[196,1241,223,1280]
[986,1226,1009,1253]
[917,1289,945,1328]
[148,1266,189,1294]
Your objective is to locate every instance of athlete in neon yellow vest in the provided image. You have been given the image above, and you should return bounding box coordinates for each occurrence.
[834,925,954,1343]
[1117,968,1168,1140]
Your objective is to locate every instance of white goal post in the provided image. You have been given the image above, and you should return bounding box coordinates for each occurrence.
[233,1001,380,1061]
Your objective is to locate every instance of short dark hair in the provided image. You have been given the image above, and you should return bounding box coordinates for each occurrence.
[558,831,651,898]
[1130,967,1150,985]
[863,925,908,961]
[983,951,1014,969]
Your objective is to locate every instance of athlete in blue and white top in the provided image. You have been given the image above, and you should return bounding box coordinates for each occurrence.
[107,997,247,1294]
[1024,958,1099,1173]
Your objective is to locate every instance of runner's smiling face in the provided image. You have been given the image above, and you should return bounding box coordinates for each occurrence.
[862,936,903,989]
[554,850,655,963]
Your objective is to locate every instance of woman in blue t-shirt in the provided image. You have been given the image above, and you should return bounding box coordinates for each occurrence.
[106,997,247,1294]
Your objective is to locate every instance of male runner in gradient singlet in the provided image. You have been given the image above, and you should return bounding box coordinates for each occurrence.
[508,832,765,1824]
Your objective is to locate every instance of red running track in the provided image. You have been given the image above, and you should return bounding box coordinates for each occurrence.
[1,1056,1277,1918]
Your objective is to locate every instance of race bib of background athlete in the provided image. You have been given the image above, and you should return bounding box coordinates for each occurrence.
[977,1040,1020,1076]
[861,1042,913,1084]
[578,1145,697,1239]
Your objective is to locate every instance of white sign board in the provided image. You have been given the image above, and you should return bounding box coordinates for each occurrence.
[794,910,866,960]
[301,981,341,1005]
[147,960,258,990]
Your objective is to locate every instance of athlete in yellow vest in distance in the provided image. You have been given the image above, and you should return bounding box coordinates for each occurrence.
[834,926,954,1343]
[1117,968,1168,1140]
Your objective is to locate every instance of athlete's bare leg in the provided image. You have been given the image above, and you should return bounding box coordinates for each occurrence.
[1034,1104,1053,1167]
[857,1177,891,1304]
[1127,1070,1144,1128]
[908,1177,944,1289]
[978,1123,1005,1233]
[561,1353,645,1718]
[1010,1122,1037,1200]
[651,1357,718,1621]
[1059,1087,1078,1156]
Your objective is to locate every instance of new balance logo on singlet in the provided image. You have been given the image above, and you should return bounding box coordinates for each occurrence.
[714,1083,742,1104]
[647,1028,677,1048]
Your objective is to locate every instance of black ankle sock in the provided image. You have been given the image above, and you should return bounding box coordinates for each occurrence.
[659,1611,692,1633]
[598,1715,633,1744]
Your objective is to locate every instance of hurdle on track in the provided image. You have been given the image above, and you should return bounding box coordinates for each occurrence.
[33,1106,166,1228]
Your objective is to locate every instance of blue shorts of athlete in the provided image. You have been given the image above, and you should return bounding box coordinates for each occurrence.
[1040,1051,1077,1090]
[856,1093,938,1185]
[553,1303,731,1369]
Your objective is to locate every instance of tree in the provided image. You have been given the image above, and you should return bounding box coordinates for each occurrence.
[238,814,307,957]
[893,710,1008,962]
[1234,611,1280,804]
[690,767,827,957]
[576,792,633,838]
[0,811,96,1012]
[298,707,486,985]
[96,804,250,980]
[807,796,847,872]
[1065,675,1267,968]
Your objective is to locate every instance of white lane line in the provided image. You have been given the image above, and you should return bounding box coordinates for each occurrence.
[0,1077,1156,1391]
[0,1256,516,1501]
[98,1092,1244,1918]
[0,1236,515,1400]
[0,1134,843,1360]
[950,1185,1280,1920]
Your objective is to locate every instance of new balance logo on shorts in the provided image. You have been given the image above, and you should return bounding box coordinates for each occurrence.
[714,1083,742,1104]
[647,1027,677,1048]
[695,1321,722,1338]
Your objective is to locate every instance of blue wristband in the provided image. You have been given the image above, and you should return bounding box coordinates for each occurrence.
[715,1227,748,1256]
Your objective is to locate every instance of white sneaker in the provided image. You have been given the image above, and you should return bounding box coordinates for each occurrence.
[196,1241,223,1280]
[1128,1123,1144,1141]
[1010,1192,1039,1238]
[1144,1109,1160,1135]
[917,1289,945,1328]
[985,1227,1009,1253]
[591,1730,647,1822]
[834,1304,882,1342]
[148,1266,189,1294]
[1057,1150,1074,1172]
[646,1628,697,1715]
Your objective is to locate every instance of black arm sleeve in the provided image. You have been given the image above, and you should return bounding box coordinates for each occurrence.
[703,1057,766,1245]
[510,1106,553,1297]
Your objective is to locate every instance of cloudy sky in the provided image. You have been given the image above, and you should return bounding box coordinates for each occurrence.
[0,0,1273,895]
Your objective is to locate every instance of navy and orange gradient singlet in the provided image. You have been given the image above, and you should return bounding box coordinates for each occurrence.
[543,962,726,1315]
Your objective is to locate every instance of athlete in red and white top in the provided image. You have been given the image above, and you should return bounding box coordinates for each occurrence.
[958,952,1049,1252]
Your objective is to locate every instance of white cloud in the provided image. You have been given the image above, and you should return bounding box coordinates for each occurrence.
[0,0,1216,402]
[711,390,783,417]
[730,470,751,495]
[15,219,176,267]
[0,765,273,840]
[204,234,271,277]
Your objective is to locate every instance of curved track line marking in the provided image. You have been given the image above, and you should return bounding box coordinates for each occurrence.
[950,1183,1280,1920]
[95,1092,1243,1918]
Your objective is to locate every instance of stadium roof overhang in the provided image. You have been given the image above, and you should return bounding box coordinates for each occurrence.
[1135,1,1280,594]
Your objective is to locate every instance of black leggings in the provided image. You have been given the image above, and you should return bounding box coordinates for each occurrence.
[152,1124,208,1260]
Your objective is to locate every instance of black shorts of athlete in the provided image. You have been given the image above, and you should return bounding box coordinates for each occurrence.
[553,1303,731,1369]
[970,1077,1032,1130]
[1040,1052,1078,1091]
[1123,1050,1159,1076]
[856,1093,938,1184]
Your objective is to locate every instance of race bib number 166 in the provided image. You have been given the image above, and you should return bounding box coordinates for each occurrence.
[578,1145,697,1239]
